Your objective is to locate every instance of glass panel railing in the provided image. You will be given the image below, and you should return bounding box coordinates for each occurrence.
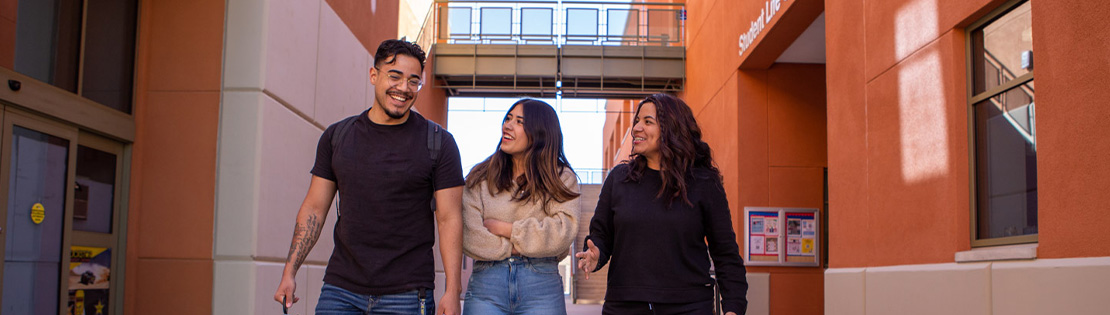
[565,8,599,43]
[480,7,513,38]
[446,7,472,39]
[416,1,686,47]
[647,9,680,44]
[521,8,554,38]
[605,9,638,44]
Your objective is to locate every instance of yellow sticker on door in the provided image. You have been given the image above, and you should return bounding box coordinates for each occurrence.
[31,203,45,224]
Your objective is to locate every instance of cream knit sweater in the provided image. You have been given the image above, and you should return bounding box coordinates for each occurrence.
[462,169,581,261]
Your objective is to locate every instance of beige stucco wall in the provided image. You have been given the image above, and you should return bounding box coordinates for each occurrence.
[214,0,379,313]
[398,0,433,40]
[825,256,1110,315]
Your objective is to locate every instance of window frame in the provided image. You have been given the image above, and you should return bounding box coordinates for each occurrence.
[10,0,140,116]
[966,0,1038,247]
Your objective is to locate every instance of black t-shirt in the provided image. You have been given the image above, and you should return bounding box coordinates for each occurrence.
[310,109,464,295]
[586,164,748,314]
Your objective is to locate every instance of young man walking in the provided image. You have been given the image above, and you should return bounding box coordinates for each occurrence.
[274,39,464,315]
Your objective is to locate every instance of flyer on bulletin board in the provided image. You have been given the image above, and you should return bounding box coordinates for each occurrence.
[802,238,816,255]
[750,235,765,254]
[787,238,801,255]
[765,237,780,254]
[751,217,765,234]
[764,217,779,235]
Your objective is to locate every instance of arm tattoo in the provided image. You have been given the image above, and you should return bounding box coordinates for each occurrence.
[286,213,323,273]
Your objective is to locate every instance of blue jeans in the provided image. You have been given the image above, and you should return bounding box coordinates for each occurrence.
[463,256,566,315]
[601,300,715,315]
[316,283,435,315]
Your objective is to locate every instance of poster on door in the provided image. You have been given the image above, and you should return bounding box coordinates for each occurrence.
[69,246,110,315]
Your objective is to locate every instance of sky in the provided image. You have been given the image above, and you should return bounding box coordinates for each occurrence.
[446,97,609,184]
[439,0,646,184]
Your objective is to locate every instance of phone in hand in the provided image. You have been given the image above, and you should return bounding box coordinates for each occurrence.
[283,296,288,314]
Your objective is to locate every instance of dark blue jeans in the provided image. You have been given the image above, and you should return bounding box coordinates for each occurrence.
[316,283,435,315]
[463,256,566,315]
[601,299,714,315]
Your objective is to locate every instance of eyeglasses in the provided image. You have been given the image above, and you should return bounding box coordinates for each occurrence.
[376,67,424,91]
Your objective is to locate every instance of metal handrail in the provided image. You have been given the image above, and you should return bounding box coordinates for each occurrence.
[419,1,686,47]
[415,2,439,52]
[576,168,610,185]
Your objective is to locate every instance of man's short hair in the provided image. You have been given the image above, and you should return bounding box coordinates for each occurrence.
[374,39,427,71]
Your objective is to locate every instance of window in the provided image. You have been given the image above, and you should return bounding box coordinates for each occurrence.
[12,0,138,114]
[968,0,1036,246]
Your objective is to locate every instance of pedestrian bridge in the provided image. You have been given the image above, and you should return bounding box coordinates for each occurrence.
[416,1,686,99]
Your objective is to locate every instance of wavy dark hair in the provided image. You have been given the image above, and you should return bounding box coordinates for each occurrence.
[466,99,580,206]
[374,39,426,71]
[625,93,722,206]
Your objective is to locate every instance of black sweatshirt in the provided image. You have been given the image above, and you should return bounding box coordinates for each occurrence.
[586,164,748,314]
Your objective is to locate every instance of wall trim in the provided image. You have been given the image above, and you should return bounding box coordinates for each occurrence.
[956,243,1037,263]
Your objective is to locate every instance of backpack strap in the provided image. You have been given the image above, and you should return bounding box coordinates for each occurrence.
[331,115,360,158]
[335,115,440,162]
[426,119,443,162]
[426,119,444,211]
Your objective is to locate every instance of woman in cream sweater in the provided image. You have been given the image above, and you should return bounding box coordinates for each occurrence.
[461,99,581,315]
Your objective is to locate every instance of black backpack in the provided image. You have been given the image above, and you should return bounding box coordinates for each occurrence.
[329,114,445,210]
[329,114,443,161]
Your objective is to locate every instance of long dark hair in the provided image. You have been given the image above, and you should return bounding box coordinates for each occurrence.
[466,99,580,205]
[625,93,722,206]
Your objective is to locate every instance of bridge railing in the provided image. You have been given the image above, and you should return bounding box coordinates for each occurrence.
[417,0,685,49]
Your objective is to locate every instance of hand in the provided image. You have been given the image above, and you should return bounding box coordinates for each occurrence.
[273,275,300,311]
[574,239,600,279]
[483,219,513,238]
[436,290,461,315]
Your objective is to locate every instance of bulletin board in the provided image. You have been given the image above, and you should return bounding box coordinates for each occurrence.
[743,207,820,267]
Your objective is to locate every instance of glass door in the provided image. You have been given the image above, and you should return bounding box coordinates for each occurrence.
[0,108,78,315]
[68,132,123,315]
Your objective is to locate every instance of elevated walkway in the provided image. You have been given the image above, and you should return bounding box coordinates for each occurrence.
[417,1,686,99]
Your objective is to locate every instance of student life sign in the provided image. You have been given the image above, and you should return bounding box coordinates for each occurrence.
[739,0,788,56]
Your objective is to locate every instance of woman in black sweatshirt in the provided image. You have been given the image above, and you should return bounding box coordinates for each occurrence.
[576,93,748,315]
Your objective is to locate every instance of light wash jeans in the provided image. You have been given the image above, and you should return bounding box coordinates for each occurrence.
[315,283,434,315]
[463,256,566,315]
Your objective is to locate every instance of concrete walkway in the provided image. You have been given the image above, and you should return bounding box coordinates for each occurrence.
[457,296,602,314]
[565,296,603,314]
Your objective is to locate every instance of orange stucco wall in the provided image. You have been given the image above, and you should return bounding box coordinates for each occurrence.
[824,0,869,268]
[679,2,831,315]
[828,0,999,268]
[603,99,635,170]
[826,0,1110,268]
[684,0,822,115]
[825,0,991,268]
[730,64,828,315]
[416,52,448,126]
[326,0,399,56]
[1032,1,1110,258]
[601,0,1110,312]
[125,0,223,313]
